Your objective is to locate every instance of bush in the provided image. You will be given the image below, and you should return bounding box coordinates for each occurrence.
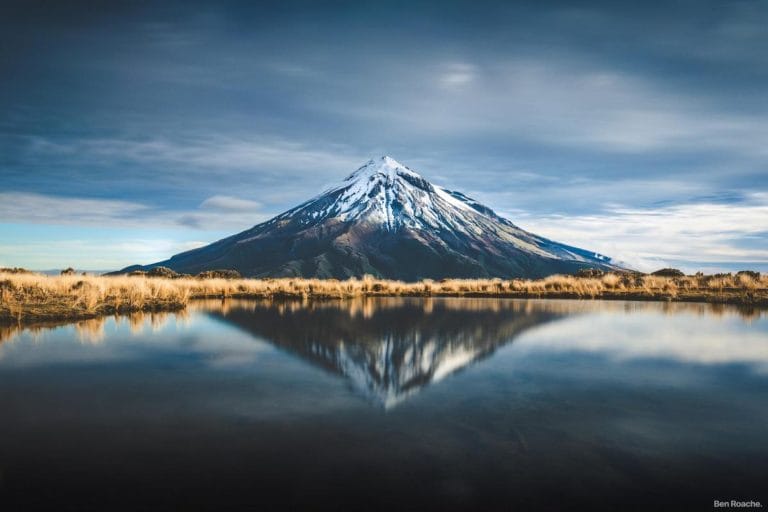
[575,268,605,278]
[0,267,31,274]
[736,270,761,279]
[196,269,242,280]
[146,266,179,278]
[651,268,685,277]
[60,267,76,276]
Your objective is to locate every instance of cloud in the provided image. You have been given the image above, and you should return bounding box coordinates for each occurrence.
[513,193,768,272]
[0,192,152,226]
[177,194,269,230]
[0,190,272,233]
[439,63,476,88]
[8,134,368,210]
[200,195,262,211]
[21,135,364,175]
[317,57,768,158]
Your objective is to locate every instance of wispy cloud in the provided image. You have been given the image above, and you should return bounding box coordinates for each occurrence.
[515,194,768,272]
[177,194,269,230]
[199,195,262,211]
[0,191,272,232]
[0,192,152,226]
[8,135,367,209]
[22,135,364,174]
[317,58,768,158]
[438,63,476,89]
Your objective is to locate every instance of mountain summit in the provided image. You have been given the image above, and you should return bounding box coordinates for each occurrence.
[133,156,621,279]
[316,156,502,233]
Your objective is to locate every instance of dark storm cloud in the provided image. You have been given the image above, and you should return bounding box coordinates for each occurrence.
[0,0,766,269]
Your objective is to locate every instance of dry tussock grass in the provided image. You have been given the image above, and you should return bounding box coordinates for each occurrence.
[1,271,766,323]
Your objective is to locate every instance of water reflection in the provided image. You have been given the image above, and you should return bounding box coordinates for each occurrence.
[207,298,564,407]
[0,310,185,346]
[0,298,767,510]
[2,299,767,401]
[198,299,766,406]
[2,298,763,348]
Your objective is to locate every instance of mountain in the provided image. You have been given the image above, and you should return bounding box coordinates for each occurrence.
[132,156,622,279]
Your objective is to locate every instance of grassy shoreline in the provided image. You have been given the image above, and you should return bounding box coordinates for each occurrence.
[1,271,766,324]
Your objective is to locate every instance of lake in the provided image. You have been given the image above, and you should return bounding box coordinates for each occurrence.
[0,298,766,511]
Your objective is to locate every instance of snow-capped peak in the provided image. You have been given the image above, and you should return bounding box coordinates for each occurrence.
[317,156,483,231]
[342,155,423,184]
[267,155,556,243]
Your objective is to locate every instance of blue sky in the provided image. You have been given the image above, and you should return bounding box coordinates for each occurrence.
[1,0,767,272]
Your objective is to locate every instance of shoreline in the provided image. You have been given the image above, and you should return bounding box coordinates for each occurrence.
[2,272,766,325]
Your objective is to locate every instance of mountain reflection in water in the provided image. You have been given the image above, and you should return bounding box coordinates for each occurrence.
[1,298,767,511]
[205,297,563,407]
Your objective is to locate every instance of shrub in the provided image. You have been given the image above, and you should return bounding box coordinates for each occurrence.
[651,268,685,277]
[0,267,31,274]
[601,274,621,288]
[575,268,605,278]
[196,269,242,280]
[60,267,76,276]
[737,273,757,288]
[146,266,179,278]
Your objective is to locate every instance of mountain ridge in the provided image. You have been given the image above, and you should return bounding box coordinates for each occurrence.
[126,156,623,279]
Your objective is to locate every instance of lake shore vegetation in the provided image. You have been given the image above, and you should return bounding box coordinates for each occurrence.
[1,268,766,323]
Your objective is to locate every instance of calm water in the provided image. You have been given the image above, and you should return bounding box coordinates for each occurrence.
[0,298,767,511]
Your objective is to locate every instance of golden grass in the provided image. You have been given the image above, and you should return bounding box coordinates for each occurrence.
[1,271,766,323]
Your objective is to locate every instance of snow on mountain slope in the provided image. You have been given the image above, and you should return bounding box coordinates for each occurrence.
[133,156,622,279]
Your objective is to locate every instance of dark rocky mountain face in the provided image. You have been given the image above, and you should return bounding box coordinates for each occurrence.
[134,156,622,279]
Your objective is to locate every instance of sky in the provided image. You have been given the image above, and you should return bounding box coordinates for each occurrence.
[1,0,767,272]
